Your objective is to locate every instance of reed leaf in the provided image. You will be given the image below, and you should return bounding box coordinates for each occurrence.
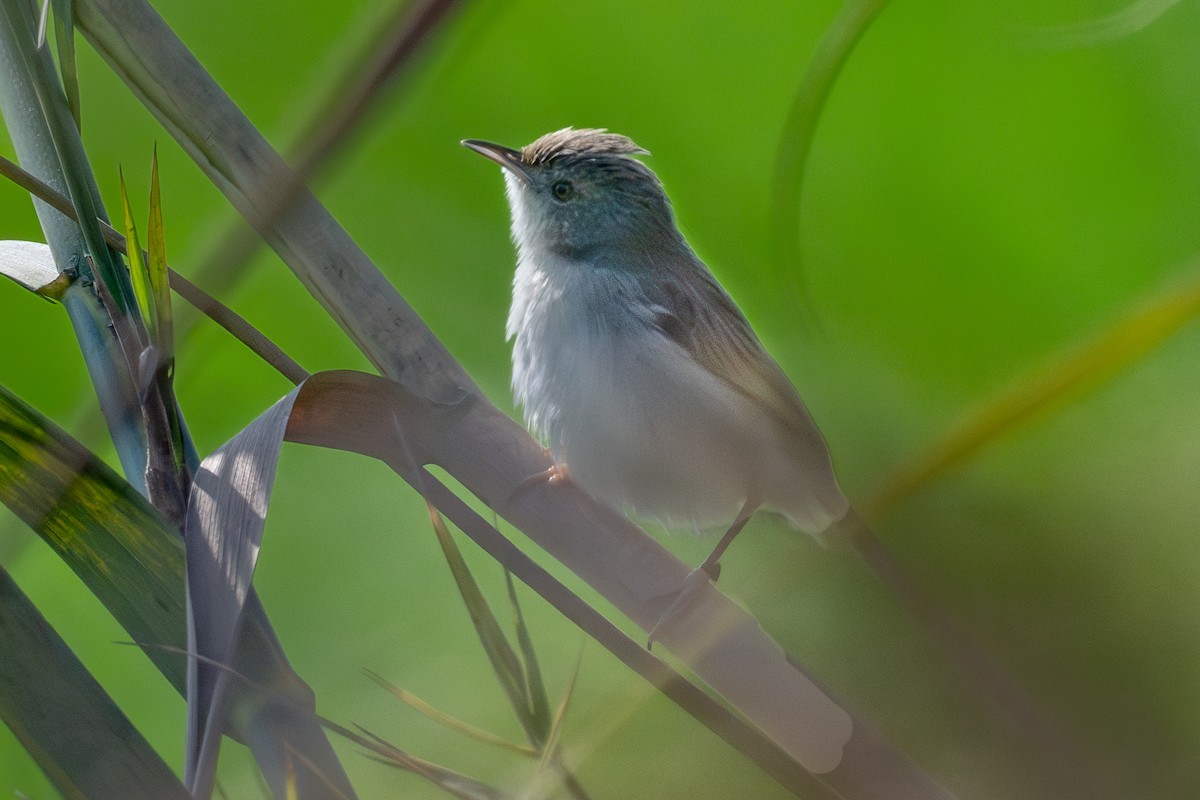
[0,565,188,800]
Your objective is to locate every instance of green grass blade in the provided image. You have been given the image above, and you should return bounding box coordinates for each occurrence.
[505,569,550,740]
[50,0,80,129]
[426,504,539,743]
[148,145,172,359]
[0,565,189,799]
[119,166,156,341]
[538,644,581,775]
[522,644,585,800]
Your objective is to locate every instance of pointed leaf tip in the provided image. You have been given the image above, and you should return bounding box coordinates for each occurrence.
[148,147,173,359]
[120,168,156,342]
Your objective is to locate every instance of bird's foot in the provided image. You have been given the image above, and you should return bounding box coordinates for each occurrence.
[509,453,570,503]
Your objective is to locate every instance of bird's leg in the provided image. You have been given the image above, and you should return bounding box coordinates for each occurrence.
[509,449,570,503]
[696,498,760,579]
[646,496,761,649]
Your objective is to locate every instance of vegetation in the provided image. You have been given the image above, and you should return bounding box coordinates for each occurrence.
[1,0,1198,798]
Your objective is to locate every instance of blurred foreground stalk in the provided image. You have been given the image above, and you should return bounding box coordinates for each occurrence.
[0,1,354,796]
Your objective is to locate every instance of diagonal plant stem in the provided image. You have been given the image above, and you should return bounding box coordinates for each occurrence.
[425,499,542,745]
[288,0,464,178]
[172,0,467,356]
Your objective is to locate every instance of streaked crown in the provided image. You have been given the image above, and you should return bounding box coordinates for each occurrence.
[520,128,649,166]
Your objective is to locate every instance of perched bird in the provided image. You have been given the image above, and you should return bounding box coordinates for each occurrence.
[464,128,851,635]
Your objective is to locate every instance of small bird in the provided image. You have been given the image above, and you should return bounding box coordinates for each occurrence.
[464,128,851,637]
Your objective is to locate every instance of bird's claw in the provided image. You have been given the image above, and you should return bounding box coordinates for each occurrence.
[508,460,570,503]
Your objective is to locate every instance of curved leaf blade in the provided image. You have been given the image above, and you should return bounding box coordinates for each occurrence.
[0,565,188,800]
[184,390,297,793]
[770,0,890,311]
[0,239,69,299]
[0,382,188,690]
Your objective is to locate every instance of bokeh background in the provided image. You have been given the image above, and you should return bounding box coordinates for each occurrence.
[3,0,1200,797]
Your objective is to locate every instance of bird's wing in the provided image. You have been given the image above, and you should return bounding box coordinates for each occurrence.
[645,256,826,443]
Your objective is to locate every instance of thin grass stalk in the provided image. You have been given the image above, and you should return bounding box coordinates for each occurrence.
[770,0,890,314]
[0,153,310,386]
[322,720,512,800]
[866,260,1200,518]
[173,0,466,354]
[425,502,542,744]
[363,670,537,757]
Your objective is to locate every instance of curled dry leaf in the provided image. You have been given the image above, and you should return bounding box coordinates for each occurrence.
[0,240,71,299]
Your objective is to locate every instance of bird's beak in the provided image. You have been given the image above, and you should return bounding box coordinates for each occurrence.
[462,139,532,185]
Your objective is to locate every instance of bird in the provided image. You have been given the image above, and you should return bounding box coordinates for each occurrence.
[464,127,852,642]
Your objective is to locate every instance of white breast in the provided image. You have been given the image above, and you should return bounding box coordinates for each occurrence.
[507,252,785,530]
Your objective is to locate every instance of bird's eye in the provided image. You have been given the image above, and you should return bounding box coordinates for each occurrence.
[551,180,574,201]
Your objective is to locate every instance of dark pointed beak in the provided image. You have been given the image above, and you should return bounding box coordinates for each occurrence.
[462,139,532,185]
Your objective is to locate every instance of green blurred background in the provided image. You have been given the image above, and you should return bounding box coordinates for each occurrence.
[3,0,1200,797]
